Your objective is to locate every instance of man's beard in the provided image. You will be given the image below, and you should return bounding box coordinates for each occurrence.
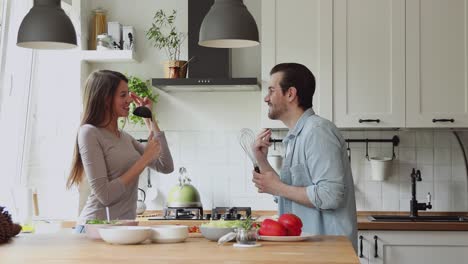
[268,104,285,120]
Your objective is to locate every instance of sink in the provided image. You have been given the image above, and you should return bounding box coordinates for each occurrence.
[369,215,468,222]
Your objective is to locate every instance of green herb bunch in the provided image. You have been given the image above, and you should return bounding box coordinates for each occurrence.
[146,9,187,61]
[238,217,259,230]
[126,75,158,126]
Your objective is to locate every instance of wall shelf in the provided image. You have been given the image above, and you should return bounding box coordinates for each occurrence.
[81,50,137,63]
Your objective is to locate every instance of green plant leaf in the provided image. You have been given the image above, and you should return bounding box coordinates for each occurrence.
[146,9,187,61]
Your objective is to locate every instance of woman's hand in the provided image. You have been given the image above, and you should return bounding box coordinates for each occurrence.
[130,92,153,110]
[142,131,161,164]
[130,92,160,132]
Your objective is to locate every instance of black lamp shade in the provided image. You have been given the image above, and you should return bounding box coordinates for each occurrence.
[17,0,77,49]
[199,0,259,48]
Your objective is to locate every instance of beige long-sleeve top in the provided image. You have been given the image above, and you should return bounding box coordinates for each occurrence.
[77,124,173,223]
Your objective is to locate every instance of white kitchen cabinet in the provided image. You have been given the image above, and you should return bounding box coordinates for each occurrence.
[358,230,468,264]
[260,0,332,129]
[333,0,405,128]
[406,0,468,127]
[357,231,372,264]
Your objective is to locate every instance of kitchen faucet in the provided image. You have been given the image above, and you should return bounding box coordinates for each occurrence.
[410,168,432,217]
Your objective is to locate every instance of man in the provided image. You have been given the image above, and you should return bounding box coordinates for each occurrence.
[253,63,357,251]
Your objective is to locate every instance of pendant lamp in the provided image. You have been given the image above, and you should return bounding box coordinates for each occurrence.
[199,0,259,48]
[17,0,77,49]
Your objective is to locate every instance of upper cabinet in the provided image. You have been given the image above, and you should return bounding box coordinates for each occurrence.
[333,0,405,128]
[260,0,332,129]
[406,0,468,127]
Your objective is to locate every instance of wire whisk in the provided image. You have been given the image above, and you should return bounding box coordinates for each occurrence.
[239,128,260,173]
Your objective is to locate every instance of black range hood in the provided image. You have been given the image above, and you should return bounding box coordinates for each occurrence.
[152,0,258,88]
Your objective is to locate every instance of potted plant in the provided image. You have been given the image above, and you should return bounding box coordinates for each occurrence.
[125,75,158,126]
[146,9,188,78]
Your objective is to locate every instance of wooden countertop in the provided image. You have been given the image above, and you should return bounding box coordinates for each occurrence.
[0,231,359,264]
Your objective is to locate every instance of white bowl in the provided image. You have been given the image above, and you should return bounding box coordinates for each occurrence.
[150,225,189,243]
[98,226,151,245]
[85,220,139,240]
[200,226,235,241]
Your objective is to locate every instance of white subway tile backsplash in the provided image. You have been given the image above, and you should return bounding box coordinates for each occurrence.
[451,147,465,166]
[382,196,400,211]
[399,181,412,200]
[28,119,468,218]
[398,148,416,162]
[434,132,453,148]
[452,166,466,182]
[355,194,366,211]
[399,199,410,211]
[416,148,434,165]
[399,131,416,147]
[434,182,450,201]
[416,131,434,148]
[418,165,434,182]
[434,166,451,182]
[365,181,382,197]
[433,199,451,211]
[366,195,383,211]
[434,148,451,165]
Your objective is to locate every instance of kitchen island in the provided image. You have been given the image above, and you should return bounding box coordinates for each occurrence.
[1,231,359,264]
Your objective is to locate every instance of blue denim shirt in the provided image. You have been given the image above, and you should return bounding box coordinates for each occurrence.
[278,108,357,251]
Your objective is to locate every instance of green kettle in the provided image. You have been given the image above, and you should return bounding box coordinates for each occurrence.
[167,167,202,207]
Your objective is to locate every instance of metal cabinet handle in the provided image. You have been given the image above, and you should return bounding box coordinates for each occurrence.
[374,235,379,258]
[432,118,454,123]
[359,119,380,123]
[359,235,364,258]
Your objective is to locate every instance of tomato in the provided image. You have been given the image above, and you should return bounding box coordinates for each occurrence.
[278,213,303,230]
[285,226,302,236]
[258,219,287,236]
[188,226,200,233]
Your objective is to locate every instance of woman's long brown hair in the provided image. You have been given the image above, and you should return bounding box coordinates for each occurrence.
[66,70,128,189]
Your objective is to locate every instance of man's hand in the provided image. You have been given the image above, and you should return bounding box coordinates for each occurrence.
[252,170,283,195]
[253,129,272,164]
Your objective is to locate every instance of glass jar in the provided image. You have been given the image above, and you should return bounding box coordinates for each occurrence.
[236,228,258,245]
[96,34,113,50]
[89,9,107,50]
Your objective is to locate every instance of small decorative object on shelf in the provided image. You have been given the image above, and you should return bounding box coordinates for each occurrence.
[123,26,135,51]
[89,8,107,50]
[107,21,122,49]
[96,34,113,51]
[0,206,22,244]
[146,9,188,78]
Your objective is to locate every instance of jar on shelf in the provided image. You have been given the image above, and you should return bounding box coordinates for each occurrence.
[89,8,107,50]
[96,34,113,50]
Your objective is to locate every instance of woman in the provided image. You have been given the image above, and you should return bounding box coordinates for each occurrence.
[67,70,173,224]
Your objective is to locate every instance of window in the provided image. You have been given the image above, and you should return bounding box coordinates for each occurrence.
[0,0,4,49]
[0,0,6,76]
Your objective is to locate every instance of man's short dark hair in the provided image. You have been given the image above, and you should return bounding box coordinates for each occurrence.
[270,63,315,110]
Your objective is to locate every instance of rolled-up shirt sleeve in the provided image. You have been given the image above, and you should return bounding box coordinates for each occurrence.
[304,128,346,210]
[78,126,127,206]
[132,131,174,174]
